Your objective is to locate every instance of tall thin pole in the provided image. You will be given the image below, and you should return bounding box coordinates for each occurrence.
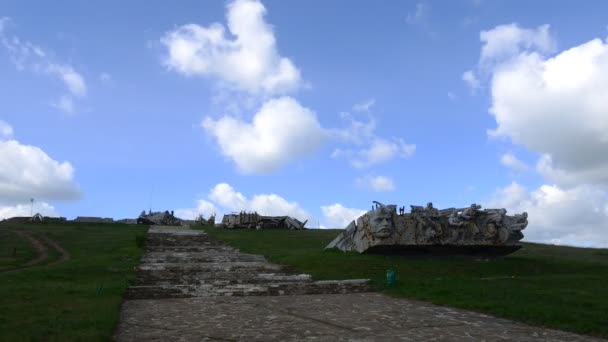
[30,198,34,216]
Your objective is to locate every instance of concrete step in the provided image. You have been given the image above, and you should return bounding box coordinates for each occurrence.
[133,272,313,286]
[125,279,371,300]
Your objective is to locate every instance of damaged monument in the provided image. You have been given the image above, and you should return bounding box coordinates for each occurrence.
[326,201,528,256]
[220,211,307,230]
[137,210,182,226]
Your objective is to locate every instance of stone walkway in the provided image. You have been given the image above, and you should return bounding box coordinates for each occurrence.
[115,227,604,342]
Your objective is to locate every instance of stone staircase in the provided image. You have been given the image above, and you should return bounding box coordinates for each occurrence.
[125,227,371,299]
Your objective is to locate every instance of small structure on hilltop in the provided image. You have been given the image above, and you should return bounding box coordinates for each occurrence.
[1,214,67,224]
[137,210,182,226]
[326,201,528,257]
[194,213,216,226]
[220,211,307,230]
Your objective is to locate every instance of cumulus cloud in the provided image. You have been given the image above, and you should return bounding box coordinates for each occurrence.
[462,70,480,91]
[486,182,608,247]
[321,203,367,228]
[174,199,218,220]
[0,121,80,218]
[352,98,376,113]
[479,25,608,187]
[209,183,310,220]
[331,104,416,168]
[340,138,415,169]
[471,24,608,247]
[0,201,57,220]
[478,24,555,68]
[0,120,13,139]
[202,96,325,174]
[500,152,529,172]
[177,182,312,224]
[355,175,395,192]
[0,19,87,113]
[0,139,81,204]
[406,2,431,27]
[161,0,301,95]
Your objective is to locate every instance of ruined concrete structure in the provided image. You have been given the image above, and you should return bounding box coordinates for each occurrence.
[194,213,216,226]
[327,201,528,256]
[220,212,307,230]
[137,210,182,226]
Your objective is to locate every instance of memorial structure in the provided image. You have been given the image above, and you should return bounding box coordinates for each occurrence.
[220,211,307,230]
[326,201,528,256]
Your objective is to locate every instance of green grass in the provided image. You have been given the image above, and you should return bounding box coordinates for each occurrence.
[0,222,147,341]
[0,229,38,270]
[203,227,608,338]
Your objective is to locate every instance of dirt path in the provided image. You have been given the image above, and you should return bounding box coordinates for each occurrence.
[12,230,49,267]
[115,228,605,342]
[40,235,71,265]
[1,230,70,273]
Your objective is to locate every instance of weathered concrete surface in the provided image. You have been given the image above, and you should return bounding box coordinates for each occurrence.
[115,293,603,342]
[124,227,370,299]
[115,227,604,342]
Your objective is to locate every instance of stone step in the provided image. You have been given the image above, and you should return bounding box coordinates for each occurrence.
[140,252,267,263]
[137,261,285,272]
[125,279,371,300]
[133,272,313,286]
[145,246,237,253]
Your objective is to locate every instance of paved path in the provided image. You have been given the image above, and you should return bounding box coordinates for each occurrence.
[115,227,604,342]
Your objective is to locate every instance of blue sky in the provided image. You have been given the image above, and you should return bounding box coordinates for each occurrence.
[1,0,608,247]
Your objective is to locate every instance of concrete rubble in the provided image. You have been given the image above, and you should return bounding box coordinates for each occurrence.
[220,211,307,230]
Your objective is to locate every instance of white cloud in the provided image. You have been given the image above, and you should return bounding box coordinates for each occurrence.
[482,27,608,187]
[330,111,376,145]
[447,92,457,100]
[0,139,81,204]
[47,64,87,97]
[352,98,376,113]
[470,24,608,247]
[479,23,555,68]
[500,152,529,172]
[462,70,480,91]
[321,203,367,228]
[161,0,301,95]
[202,96,325,174]
[177,182,312,224]
[406,2,430,26]
[355,175,395,192]
[349,138,415,169]
[0,120,13,140]
[486,182,608,247]
[331,104,416,168]
[0,20,87,113]
[53,96,74,114]
[0,201,57,220]
[174,199,217,220]
[0,17,9,33]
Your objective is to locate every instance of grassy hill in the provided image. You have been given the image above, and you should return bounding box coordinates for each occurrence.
[203,227,608,338]
[0,222,146,341]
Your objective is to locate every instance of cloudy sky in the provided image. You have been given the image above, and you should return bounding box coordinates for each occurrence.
[1,0,607,247]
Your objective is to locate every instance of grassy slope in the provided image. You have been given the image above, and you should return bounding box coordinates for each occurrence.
[0,223,146,341]
[203,227,608,338]
[0,229,38,269]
